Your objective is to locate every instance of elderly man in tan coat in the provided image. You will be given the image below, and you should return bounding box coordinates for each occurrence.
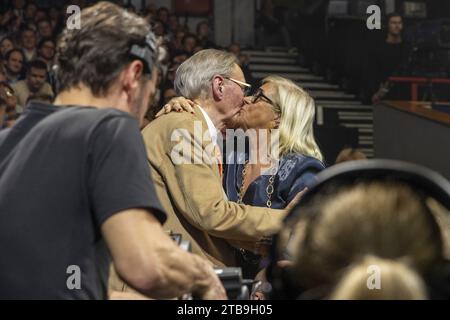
[142,49,296,267]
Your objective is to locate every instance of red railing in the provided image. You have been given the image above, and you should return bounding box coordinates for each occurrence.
[388,77,450,101]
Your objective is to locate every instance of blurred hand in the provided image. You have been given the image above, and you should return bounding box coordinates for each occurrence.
[372,93,381,105]
[193,261,228,300]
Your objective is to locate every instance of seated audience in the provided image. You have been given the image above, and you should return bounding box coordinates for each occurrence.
[0,36,15,59]
[3,48,25,84]
[167,13,179,39]
[157,6,170,26]
[196,20,215,49]
[37,38,56,72]
[0,96,6,129]
[12,59,53,112]
[0,81,18,127]
[174,33,198,57]
[19,28,37,62]
[23,2,38,24]
[36,18,54,39]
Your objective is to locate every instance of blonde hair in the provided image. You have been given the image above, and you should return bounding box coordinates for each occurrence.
[262,76,323,162]
[294,182,444,299]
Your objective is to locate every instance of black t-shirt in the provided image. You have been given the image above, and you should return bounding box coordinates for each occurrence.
[0,102,166,299]
[0,102,60,156]
[374,41,409,82]
[364,39,410,96]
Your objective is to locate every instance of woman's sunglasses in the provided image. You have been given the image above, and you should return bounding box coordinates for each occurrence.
[252,88,274,105]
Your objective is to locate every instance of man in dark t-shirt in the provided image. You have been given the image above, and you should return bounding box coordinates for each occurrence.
[0,3,225,300]
[364,13,410,104]
[0,103,165,299]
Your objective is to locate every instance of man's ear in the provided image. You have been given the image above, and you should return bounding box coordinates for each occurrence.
[211,75,224,100]
[122,60,145,98]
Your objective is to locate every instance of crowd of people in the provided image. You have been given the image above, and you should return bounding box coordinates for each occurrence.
[0,0,253,129]
[0,1,449,301]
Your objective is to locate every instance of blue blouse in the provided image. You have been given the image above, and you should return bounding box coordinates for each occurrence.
[223,151,325,209]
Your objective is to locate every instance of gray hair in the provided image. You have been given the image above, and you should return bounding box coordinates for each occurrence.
[174,49,238,99]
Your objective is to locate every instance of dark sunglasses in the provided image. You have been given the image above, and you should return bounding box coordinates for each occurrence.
[252,88,274,105]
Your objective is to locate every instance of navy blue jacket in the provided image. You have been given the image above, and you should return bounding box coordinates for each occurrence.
[223,151,325,209]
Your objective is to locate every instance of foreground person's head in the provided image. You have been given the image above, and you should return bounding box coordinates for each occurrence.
[297,182,444,299]
[271,161,450,300]
[55,1,157,125]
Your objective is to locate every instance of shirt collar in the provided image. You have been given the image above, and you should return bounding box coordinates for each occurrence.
[198,106,218,145]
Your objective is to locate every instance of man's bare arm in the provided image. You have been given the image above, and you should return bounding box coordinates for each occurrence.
[101,208,226,299]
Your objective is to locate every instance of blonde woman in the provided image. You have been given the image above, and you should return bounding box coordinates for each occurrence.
[223,76,324,211]
[224,76,324,279]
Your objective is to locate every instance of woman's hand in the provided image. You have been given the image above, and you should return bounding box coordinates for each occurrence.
[155,96,196,118]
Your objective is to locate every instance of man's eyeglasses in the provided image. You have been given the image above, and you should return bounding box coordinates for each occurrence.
[252,88,274,105]
[224,77,252,96]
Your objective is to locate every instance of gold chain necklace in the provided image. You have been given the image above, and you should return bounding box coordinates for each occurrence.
[237,160,276,208]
